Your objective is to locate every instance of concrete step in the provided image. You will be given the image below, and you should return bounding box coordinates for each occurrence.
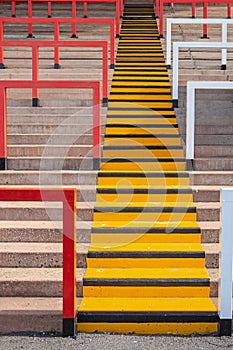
[194,158,233,171]
[0,201,220,222]
[7,157,94,170]
[0,242,219,269]
[190,171,233,186]
[8,134,103,145]
[0,267,221,298]
[195,146,233,157]
[8,145,93,157]
[7,124,103,135]
[0,220,220,244]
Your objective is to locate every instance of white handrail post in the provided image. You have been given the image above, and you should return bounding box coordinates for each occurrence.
[166,19,172,69]
[219,188,233,336]
[172,42,179,108]
[221,22,227,70]
[186,81,195,169]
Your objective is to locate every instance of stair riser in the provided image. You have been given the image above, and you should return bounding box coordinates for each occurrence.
[8,146,93,157]
[8,134,103,145]
[104,138,182,146]
[100,162,187,171]
[102,150,184,157]
[7,158,93,171]
[96,193,193,203]
[98,178,190,186]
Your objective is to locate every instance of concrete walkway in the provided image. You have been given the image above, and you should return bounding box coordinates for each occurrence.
[0,333,233,350]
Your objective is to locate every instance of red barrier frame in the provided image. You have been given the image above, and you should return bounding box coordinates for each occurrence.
[0,38,108,104]
[159,0,233,37]
[1,0,121,37]
[0,17,115,69]
[0,187,77,337]
[0,80,101,170]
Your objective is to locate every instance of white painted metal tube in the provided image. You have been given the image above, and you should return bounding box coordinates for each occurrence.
[186,81,233,160]
[166,18,233,68]
[173,42,233,103]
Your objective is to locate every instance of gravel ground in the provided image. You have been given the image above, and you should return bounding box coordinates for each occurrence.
[1,333,233,350]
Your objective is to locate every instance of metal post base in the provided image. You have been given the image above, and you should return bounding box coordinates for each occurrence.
[102,97,108,107]
[0,63,5,69]
[219,319,232,336]
[166,64,171,69]
[48,15,52,18]
[186,159,194,171]
[93,158,100,170]
[221,64,227,70]
[54,63,61,69]
[84,15,87,18]
[0,158,7,170]
[63,318,76,338]
[110,63,115,69]
[172,99,178,108]
[12,14,16,17]
[70,34,78,38]
[201,34,209,39]
[27,34,35,38]
[160,34,164,39]
[116,34,120,38]
[32,98,40,107]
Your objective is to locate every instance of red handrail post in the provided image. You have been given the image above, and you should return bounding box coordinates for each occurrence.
[0,87,7,170]
[227,3,231,17]
[83,2,88,17]
[48,1,52,17]
[0,22,5,69]
[54,21,60,68]
[27,0,34,38]
[120,0,123,18]
[71,1,78,38]
[159,0,164,37]
[192,2,196,17]
[110,18,115,68]
[116,0,120,38]
[102,41,108,105]
[32,45,39,106]
[155,0,159,18]
[202,2,209,38]
[12,1,16,17]
[93,81,101,169]
[62,189,77,337]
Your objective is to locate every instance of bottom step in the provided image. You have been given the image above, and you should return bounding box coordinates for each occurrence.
[77,297,219,335]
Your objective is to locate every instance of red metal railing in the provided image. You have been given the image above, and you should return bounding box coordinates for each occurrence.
[0,187,77,336]
[0,80,101,170]
[159,0,232,37]
[0,17,115,68]
[2,0,122,37]
[0,38,108,104]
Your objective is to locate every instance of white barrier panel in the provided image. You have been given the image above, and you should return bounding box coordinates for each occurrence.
[166,18,233,69]
[173,42,233,107]
[219,188,233,336]
[186,81,233,161]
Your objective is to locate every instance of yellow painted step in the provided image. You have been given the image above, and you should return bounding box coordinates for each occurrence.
[111,81,170,87]
[102,148,184,158]
[87,257,205,269]
[91,233,201,245]
[94,211,196,222]
[106,117,176,124]
[77,322,218,335]
[92,220,199,230]
[78,297,216,312]
[105,126,178,135]
[98,176,190,187]
[109,95,171,101]
[110,88,171,93]
[100,160,186,171]
[108,101,173,109]
[104,137,181,146]
[96,191,193,204]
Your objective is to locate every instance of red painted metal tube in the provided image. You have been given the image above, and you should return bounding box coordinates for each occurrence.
[0,187,77,336]
[192,2,196,17]
[227,3,231,16]
[0,18,115,66]
[155,0,159,18]
[48,1,52,17]
[32,46,39,102]
[72,0,77,37]
[0,39,109,101]
[203,2,208,37]
[11,1,16,16]
[0,88,7,159]
[0,80,101,162]
[116,0,120,37]
[0,22,4,67]
[28,0,33,36]
[83,1,88,17]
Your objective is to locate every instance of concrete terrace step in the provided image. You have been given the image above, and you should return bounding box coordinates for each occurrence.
[0,242,219,268]
[0,267,222,298]
[0,201,221,221]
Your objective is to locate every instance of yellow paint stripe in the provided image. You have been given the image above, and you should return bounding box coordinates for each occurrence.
[92,221,200,229]
[77,322,218,335]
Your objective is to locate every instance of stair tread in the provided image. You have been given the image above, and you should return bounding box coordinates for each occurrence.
[89,243,204,252]
[78,297,217,312]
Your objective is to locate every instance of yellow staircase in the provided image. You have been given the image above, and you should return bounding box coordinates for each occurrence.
[77,3,219,334]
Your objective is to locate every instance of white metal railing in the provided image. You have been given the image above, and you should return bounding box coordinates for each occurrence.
[166,18,233,69]
[219,188,233,336]
[173,42,233,107]
[186,81,233,160]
